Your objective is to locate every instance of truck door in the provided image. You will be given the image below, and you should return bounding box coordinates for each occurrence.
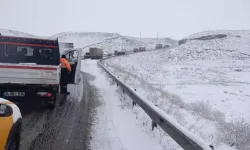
[64,49,82,84]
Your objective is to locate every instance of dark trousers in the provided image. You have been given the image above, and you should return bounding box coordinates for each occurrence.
[60,68,69,93]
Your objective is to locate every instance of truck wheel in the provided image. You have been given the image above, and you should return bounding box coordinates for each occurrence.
[40,99,48,109]
[5,123,21,150]
[50,88,58,108]
[5,134,19,150]
[50,96,57,109]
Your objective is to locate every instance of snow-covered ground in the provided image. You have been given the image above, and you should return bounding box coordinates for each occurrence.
[82,59,183,150]
[103,30,250,150]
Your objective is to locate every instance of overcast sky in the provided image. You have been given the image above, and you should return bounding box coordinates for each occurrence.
[1,0,250,39]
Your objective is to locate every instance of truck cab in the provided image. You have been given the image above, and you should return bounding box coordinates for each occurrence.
[0,35,61,107]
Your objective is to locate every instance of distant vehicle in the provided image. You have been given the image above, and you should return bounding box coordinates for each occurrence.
[114,51,126,56]
[133,48,139,52]
[155,44,163,49]
[89,48,103,59]
[107,53,113,57]
[59,42,74,49]
[84,52,90,59]
[0,98,22,150]
[138,47,146,51]
[163,45,170,48]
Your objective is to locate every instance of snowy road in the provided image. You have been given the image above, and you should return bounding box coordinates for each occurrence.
[82,59,165,150]
[19,73,92,150]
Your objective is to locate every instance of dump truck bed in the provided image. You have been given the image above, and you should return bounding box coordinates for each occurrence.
[0,35,61,85]
[0,63,60,85]
[89,48,103,59]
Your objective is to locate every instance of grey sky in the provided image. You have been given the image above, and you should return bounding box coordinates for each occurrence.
[1,0,250,39]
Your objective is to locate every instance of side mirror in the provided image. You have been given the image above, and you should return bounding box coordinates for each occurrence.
[0,104,13,117]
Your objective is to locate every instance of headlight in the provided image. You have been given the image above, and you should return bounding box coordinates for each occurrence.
[0,104,13,117]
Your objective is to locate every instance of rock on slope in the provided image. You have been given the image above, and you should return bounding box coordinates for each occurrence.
[178,30,250,56]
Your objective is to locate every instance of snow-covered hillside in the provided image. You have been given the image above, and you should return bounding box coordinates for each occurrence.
[103,30,250,150]
[52,32,176,54]
[0,28,176,54]
[178,30,250,56]
[0,28,37,37]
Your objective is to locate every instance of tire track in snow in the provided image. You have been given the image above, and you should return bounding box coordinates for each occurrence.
[19,73,93,150]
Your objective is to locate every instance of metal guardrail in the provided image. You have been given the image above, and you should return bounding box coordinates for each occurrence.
[98,59,213,150]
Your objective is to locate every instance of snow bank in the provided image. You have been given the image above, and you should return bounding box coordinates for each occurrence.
[103,30,250,150]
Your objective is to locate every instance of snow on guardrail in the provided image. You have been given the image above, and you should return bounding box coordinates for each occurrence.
[98,58,214,150]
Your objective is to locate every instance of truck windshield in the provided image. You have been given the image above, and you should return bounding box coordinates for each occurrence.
[0,44,60,65]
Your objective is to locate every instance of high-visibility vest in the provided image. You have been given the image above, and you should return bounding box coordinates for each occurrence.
[60,58,71,71]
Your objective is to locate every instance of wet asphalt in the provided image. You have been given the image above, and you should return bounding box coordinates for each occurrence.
[18,73,94,150]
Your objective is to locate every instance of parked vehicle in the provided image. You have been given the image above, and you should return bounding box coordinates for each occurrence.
[163,45,170,48]
[138,47,146,51]
[155,44,163,49]
[114,51,126,55]
[84,52,90,59]
[133,48,139,52]
[0,35,81,108]
[0,98,22,150]
[89,48,103,59]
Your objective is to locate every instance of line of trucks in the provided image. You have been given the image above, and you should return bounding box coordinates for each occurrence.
[84,46,147,59]
[0,33,169,108]
[83,43,169,59]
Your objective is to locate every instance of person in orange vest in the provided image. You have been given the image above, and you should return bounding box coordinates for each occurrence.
[60,54,71,95]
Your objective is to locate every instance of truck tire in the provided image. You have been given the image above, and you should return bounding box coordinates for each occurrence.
[50,87,58,109]
[50,95,57,109]
[5,133,20,150]
[40,99,48,109]
[5,120,22,150]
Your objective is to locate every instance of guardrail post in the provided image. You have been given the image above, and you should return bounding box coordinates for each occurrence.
[152,120,157,131]
[133,89,137,107]
[152,104,159,130]
[132,101,136,107]
[209,145,214,150]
